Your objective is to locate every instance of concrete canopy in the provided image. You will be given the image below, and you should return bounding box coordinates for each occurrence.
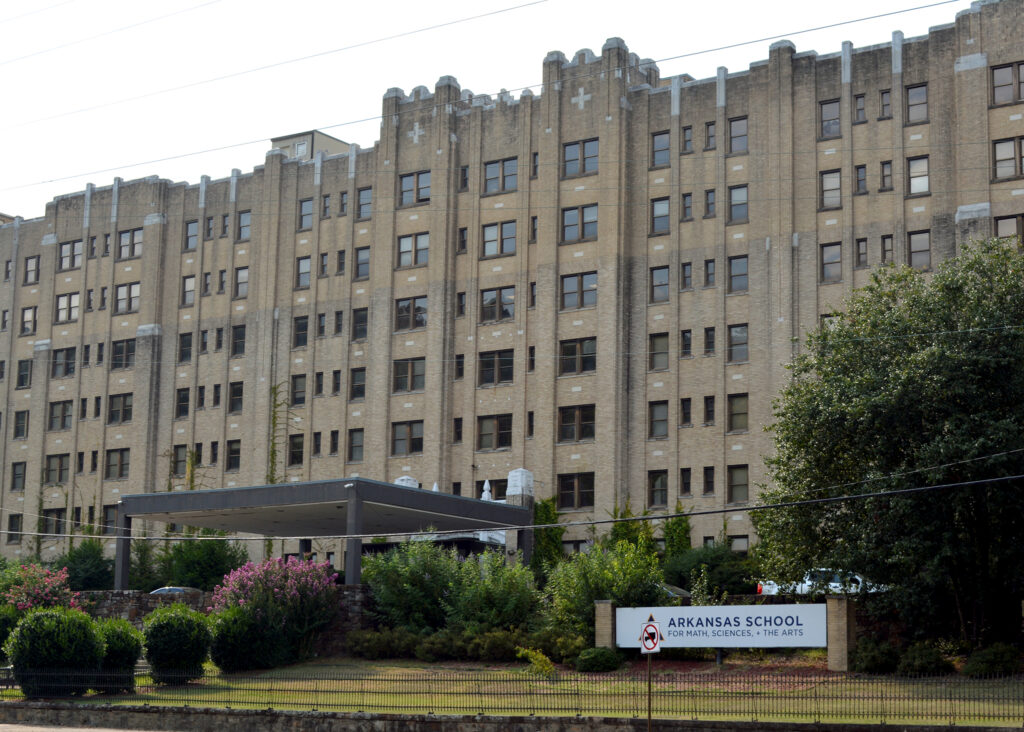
[113,478,533,588]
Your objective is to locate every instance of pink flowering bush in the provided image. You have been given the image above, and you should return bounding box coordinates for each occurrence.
[4,565,80,611]
[210,557,339,668]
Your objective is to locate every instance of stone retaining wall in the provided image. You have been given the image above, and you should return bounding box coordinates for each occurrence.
[81,590,214,626]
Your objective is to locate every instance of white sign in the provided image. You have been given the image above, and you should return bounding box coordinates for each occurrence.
[639,620,662,654]
[616,605,827,649]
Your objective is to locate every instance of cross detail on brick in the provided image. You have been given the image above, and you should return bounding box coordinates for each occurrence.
[571,87,591,111]
[407,122,424,144]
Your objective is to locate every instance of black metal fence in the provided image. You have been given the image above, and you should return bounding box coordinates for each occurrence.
[3,668,1023,725]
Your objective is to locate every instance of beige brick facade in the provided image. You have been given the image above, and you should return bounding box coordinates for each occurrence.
[1,0,1023,563]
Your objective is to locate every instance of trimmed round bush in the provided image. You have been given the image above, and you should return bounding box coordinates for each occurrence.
[575,647,623,673]
[210,606,287,673]
[143,603,210,685]
[4,607,103,697]
[962,643,1020,678]
[0,603,23,664]
[896,642,954,677]
[849,637,899,674]
[95,618,143,693]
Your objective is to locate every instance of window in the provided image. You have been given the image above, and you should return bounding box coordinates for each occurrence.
[477,414,512,450]
[820,242,842,283]
[906,84,927,123]
[293,316,309,348]
[337,191,348,216]
[728,185,748,222]
[58,239,83,270]
[703,466,715,494]
[704,327,716,355]
[705,121,716,149]
[392,420,424,455]
[13,411,29,439]
[855,165,867,193]
[111,339,135,369]
[880,160,893,190]
[231,324,246,355]
[679,262,693,290]
[55,293,79,323]
[476,480,508,499]
[350,368,366,400]
[395,296,427,330]
[216,327,224,350]
[561,204,598,242]
[482,221,516,258]
[234,266,248,298]
[321,194,331,218]
[355,247,370,278]
[651,131,670,166]
[649,333,669,370]
[480,287,514,322]
[820,100,840,137]
[357,188,372,218]
[352,308,368,340]
[178,332,193,363]
[181,275,195,306]
[853,94,866,123]
[559,272,597,310]
[483,158,517,193]
[679,397,693,427]
[649,400,668,438]
[333,310,344,335]
[563,138,598,176]
[704,189,716,217]
[228,382,243,413]
[107,393,133,424]
[727,324,748,362]
[45,454,70,484]
[393,357,426,392]
[727,256,748,293]
[46,400,72,431]
[909,230,931,270]
[332,369,342,394]
[173,387,189,419]
[42,508,67,535]
[908,156,929,194]
[881,235,894,263]
[347,429,364,462]
[992,62,1024,104]
[728,393,749,432]
[51,347,76,378]
[399,171,431,205]
[678,468,692,496]
[11,463,26,492]
[397,232,429,267]
[650,197,669,234]
[213,384,221,407]
[23,255,39,285]
[559,337,596,375]
[201,273,211,296]
[16,359,32,388]
[288,434,304,466]
[880,89,892,118]
[993,138,1023,179]
[6,515,21,543]
[118,228,143,259]
[649,266,670,303]
[856,238,868,267]
[105,449,130,480]
[316,313,326,337]
[680,329,692,358]
[329,430,340,455]
[648,470,668,507]
[295,256,311,289]
[336,251,346,274]
[457,228,468,253]
[114,282,140,313]
[820,170,841,208]
[20,306,36,335]
[728,465,749,503]
[218,270,226,293]
[557,473,594,509]
[478,350,514,387]
[2,260,9,281]
[701,395,715,426]
[996,215,1024,239]
[704,259,716,287]
[681,193,693,220]
[558,405,595,443]
[681,125,693,153]
[531,152,538,177]
[226,440,241,471]
[288,374,306,406]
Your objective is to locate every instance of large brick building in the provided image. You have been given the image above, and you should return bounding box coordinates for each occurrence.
[1,0,1023,564]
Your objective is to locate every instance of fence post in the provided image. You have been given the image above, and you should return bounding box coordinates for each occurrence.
[826,596,857,671]
[594,600,615,649]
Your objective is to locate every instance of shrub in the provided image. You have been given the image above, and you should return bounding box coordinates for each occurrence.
[345,628,421,660]
[4,608,103,697]
[95,618,143,693]
[0,604,22,664]
[4,565,79,611]
[211,557,339,664]
[143,604,210,685]
[52,538,114,591]
[575,647,622,673]
[414,629,468,663]
[362,542,460,632]
[962,643,1020,678]
[448,551,539,633]
[517,646,556,678]
[663,543,758,595]
[162,536,248,591]
[529,498,565,587]
[473,629,521,662]
[897,642,954,676]
[209,606,288,672]
[849,637,899,674]
[528,627,588,664]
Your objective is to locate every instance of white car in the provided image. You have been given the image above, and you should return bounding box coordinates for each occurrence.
[757,569,878,595]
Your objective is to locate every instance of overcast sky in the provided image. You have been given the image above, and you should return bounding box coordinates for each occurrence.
[0,0,975,219]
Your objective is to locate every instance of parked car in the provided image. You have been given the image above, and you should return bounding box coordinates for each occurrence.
[149,586,201,595]
[757,569,881,595]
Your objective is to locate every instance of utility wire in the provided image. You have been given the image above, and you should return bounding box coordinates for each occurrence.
[0,0,76,25]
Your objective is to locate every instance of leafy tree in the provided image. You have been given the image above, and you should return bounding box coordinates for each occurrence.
[604,501,655,551]
[754,240,1024,646]
[53,538,113,591]
[448,550,538,633]
[663,542,758,595]
[362,541,460,632]
[661,503,692,562]
[162,535,248,591]
[529,498,565,586]
[129,535,165,592]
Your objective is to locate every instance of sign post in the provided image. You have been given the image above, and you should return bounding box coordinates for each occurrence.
[638,616,662,732]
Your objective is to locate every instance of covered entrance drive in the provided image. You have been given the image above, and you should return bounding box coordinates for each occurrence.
[113,476,534,589]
